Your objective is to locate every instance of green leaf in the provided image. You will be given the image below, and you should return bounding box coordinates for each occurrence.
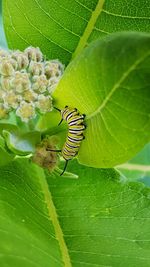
[54,32,150,168]
[0,123,18,135]
[54,167,78,180]
[36,110,67,148]
[116,163,150,180]
[0,2,7,48]
[0,160,65,267]
[130,143,150,166]
[116,143,150,181]
[0,146,15,166]
[0,135,15,166]
[1,159,150,266]
[3,0,150,64]
[3,130,41,155]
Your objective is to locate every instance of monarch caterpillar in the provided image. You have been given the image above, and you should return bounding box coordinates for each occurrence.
[48,106,86,175]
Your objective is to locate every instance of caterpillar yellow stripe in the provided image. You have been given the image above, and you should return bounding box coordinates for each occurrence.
[51,106,86,175]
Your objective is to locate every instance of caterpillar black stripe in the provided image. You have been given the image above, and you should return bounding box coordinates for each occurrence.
[49,106,86,175]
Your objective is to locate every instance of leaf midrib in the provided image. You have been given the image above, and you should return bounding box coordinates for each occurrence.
[37,167,72,267]
[87,51,150,120]
[72,0,105,59]
[117,163,150,171]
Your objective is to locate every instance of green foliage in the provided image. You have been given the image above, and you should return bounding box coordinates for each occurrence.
[2,0,150,168]
[54,32,150,167]
[0,2,7,48]
[117,143,150,181]
[130,143,150,166]
[3,0,150,64]
[0,159,64,267]
[3,130,41,155]
[0,159,150,267]
[1,1,150,266]
[0,135,15,166]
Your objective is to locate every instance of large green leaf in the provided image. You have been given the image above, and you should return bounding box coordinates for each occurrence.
[3,0,150,64]
[0,159,150,266]
[0,160,64,267]
[54,32,150,168]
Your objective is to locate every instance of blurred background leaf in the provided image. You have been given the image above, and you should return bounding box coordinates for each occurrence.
[0,1,7,48]
[117,143,150,186]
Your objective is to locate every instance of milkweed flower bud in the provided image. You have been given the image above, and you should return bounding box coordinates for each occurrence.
[0,59,15,76]
[32,74,48,93]
[0,46,64,122]
[11,71,31,93]
[12,51,29,70]
[45,60,64,79]
[0,90,5,100]
[36,95,52,113]
[1,77,11,91]
[0,103,8,119]
[0,49,9,58]
[29,61,44,76]
[16,101,36,122]
[48,76,60,93]
[32,136,59,171]
[24,47,43,62]
[3,90,21,109]
[23,89,38,102]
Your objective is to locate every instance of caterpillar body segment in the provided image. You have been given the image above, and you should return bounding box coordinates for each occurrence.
[53,106,86,175]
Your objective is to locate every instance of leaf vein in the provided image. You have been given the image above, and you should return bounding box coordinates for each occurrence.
[38,169,72,267]
[72,0,105,59]
[33,0,81,38]
[102,9,150,20]
[87,51,150,120]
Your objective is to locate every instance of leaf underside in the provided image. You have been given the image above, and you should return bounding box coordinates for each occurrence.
[0,159,150,267]
[54,32,150,167]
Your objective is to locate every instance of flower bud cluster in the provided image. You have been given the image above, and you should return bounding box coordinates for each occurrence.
[32,136,59,171]
[0,47,64,122]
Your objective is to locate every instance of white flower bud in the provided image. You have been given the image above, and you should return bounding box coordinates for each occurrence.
[0,90,5,101]
[11,71,31,93]
[0,49,9,58]
[0,59,15,76]
[12,51,29,69]
[3,90,22,109]
[36,95,52,113]
[9,58,18,70]
[0,77,12,91]
[24,47,43,62]
[29,61,44,76]
[32,74,48,93]
[0,47,64,122]
[45,60,64,79]
[23,89,38,102]
[47,76,60,93]
[16,101,36,122]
